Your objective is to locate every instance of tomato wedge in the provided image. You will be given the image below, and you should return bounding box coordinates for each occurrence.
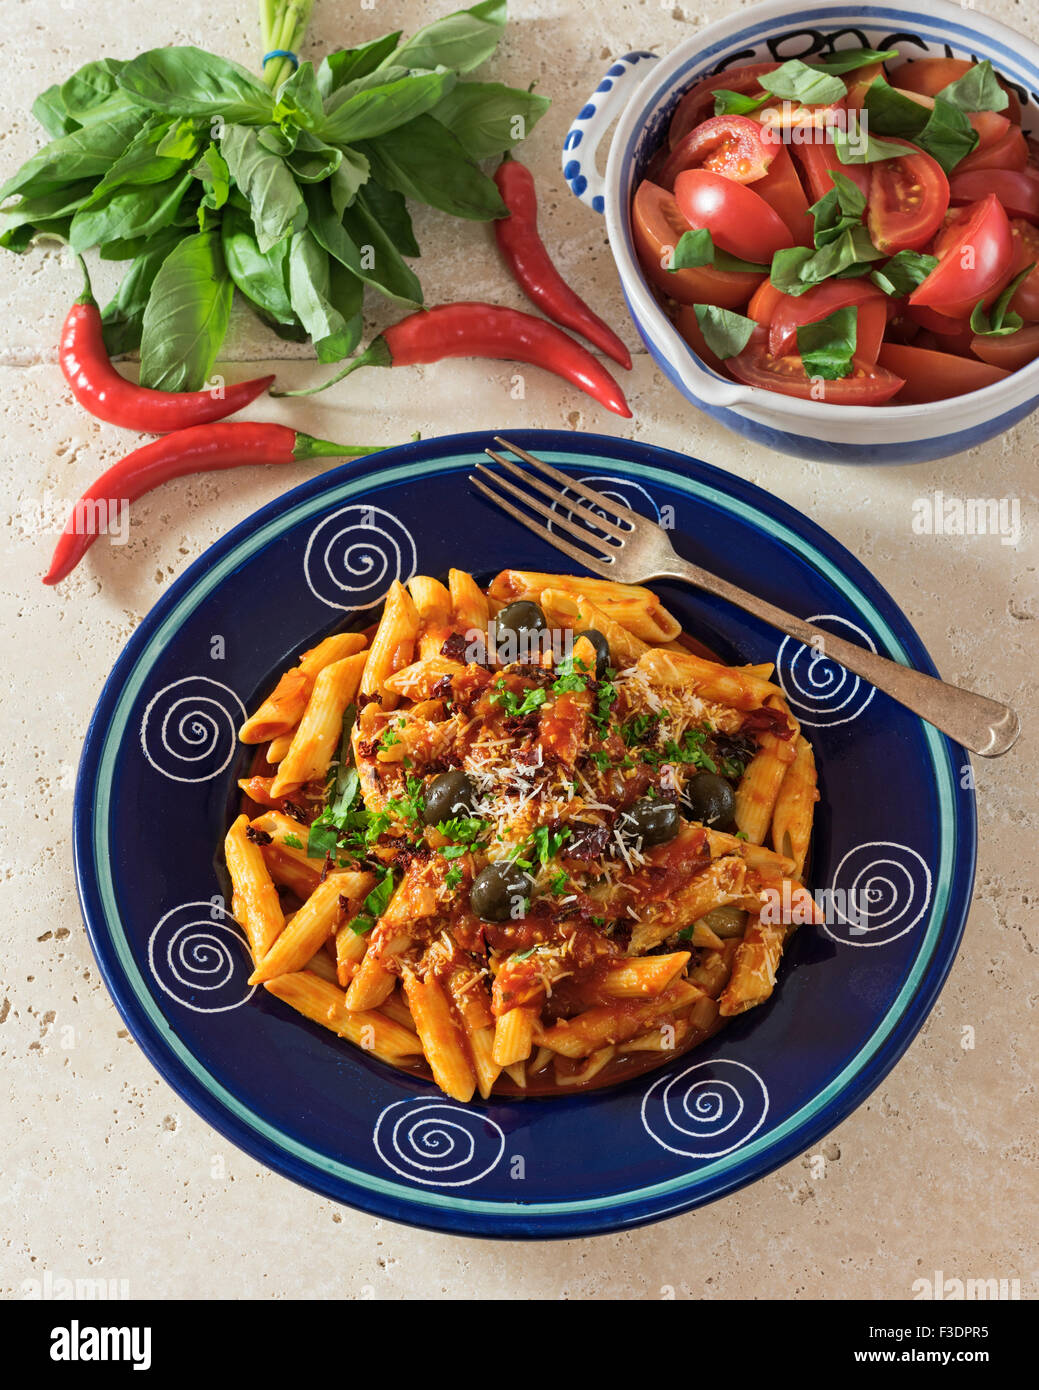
[906,305,977,355]
[675,303,730,374]
[889,58,1022,124]
[970,322,1039,370]
[956,125,1028,175]
[868,139,949,253]
[767,279,889,360]
[729,330,904,402]
[751,139,814,245]
[669,63,780,147]
[792,136,871,203]
[747,278,785,326]
[950,169,1039,224]
[878,342,1010,400]
[631,179,764,309]
[674,168,793,263]
[912,195,1013,317]
[658,115,775,188]
[843,61,885,110]
[1006,219,1039,320]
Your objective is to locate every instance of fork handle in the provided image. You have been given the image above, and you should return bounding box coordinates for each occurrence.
[655,560,1020,757]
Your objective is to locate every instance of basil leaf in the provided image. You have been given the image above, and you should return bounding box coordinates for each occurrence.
[317,33,404,97]
[61,59,127,119]
[832,117,912,164]
[31,85,78,139]
[100,233,180,355]
[84,119,190,200]
[770,226,883,295]
[915,98,978,174]
[862,77,930,137]
[320,70,458,145]
[117,47,275,123]
[287,131,345,184]
[670,227,767,273]
[329,147,372,215]
[288,229,363,363]
[808,48,899,75]
[276,61,324,130]
[307,182,423,306]
[156,119,202,161]
[219,123,305,253]
[0,182,95,246]
[970,262,1035,335]
[0,109,144,202]
[796,304,858,379]
[221,203,295,324]
[139,228,233,391]
[758,59,846,106]
[936,59,1008,114]
[359,114,507,220]
[355,179,416,255]
[195,144,231,224]
[870,249,938,297]
[69,169,193,253]
[431,82,551,160]
[809,169,866,247]
[713,88,768,116]
[386,0,507,76]
[692,304,757,359]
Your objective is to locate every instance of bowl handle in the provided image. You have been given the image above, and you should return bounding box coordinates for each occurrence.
[562,51,659,212]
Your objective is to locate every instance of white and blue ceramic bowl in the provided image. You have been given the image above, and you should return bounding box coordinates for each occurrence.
[563,0,1039,463]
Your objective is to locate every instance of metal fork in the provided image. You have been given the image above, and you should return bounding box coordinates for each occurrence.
[471,436,1020,757]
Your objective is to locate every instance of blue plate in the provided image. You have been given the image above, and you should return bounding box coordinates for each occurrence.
[74,430,976,1238]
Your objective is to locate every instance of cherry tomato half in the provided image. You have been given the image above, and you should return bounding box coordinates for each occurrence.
[631,179,765,309]
[906,304,978,356]
[729,329,904,402]
[970,322,1039,370]
[889,58,1022,124]
[1007,219,1039,320]
[747,278,785,325]
[751,138,814,245]
[792,136,871,203]
[768,279,889,360]
[868,139,949,254]
[950,168,1039,224]
[878,341,1010,401]
[659,115,775,187]
[674,168,793,263]
[668,64,780,147]
[911,194,1013,317]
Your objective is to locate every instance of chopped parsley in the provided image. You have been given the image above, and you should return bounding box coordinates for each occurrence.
[490,678,549,717]
[590,669,618,734]
[281,833,303,850]
[346,867,397,935]
[444,865,464,890]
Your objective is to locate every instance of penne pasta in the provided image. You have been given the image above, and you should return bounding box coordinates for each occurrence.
[249,871,372,985]
[360,580,420,711]
[224,814,285,964]
[403,971,476,1103]
[226,566,821,1102]
[270,651,366,796]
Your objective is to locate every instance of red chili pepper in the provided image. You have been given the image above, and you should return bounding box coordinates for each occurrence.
[59,260,275,432]
[43,423,376,586]
[493,156,632,370]
[278,302,632,416]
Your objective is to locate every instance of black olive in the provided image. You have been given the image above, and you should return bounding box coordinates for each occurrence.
[623,797,680,846]
[422,770,475,826]
[682,772,736,830]
[496,600,546,661]
[469,862,534,921]
[574,628,610,680]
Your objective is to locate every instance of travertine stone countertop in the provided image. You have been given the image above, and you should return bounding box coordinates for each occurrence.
[0,0,1035,1300]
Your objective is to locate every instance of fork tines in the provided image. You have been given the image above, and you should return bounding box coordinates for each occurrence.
[469,435,639,575]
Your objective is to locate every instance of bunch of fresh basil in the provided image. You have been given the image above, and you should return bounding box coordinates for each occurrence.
[0,0,549,391]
